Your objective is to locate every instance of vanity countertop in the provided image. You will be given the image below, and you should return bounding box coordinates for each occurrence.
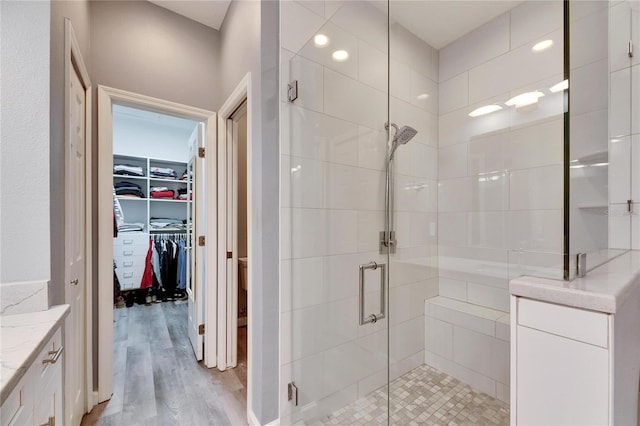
[510,250,640,314]
[0,304,70,405]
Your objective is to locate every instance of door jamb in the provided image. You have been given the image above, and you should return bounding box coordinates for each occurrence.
[216,73,252,420]
[97,86,216,402]
[64,18,93,413]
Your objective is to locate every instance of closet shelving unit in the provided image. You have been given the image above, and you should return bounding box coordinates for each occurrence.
[113,154,192,232]
[113,154,192,290]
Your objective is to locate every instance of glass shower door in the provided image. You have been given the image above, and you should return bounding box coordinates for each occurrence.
[280,0,392,424]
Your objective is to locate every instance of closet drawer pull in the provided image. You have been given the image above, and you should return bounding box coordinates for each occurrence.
[123,250,134,256]
[43,346,64,364]
[123,261,134,267]
[123,239,134,244]
[123,272,133,278]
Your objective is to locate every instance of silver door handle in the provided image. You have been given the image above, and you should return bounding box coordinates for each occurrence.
[359,261,386,325]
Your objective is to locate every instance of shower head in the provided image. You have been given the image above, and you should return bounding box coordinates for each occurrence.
[387,123,418,159]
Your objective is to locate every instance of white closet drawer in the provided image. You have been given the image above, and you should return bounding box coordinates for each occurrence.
[114,233,149,247]
[518,298,609,348]
[114,243,148,258]
[120,280,142,291]
[114,255,147,270]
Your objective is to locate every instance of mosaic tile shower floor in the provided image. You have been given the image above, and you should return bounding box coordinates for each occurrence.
[310,365,509,426]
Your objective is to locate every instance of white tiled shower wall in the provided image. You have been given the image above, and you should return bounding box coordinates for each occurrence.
[609,0,640,250]
[436,1,565,313]
[279,1,438,422]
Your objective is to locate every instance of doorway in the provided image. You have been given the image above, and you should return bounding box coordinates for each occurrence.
[96,87,217,405]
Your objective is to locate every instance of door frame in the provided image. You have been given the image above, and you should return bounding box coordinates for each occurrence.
[96,86,216,402]
[64,18,93,415]
[215,73,252,415]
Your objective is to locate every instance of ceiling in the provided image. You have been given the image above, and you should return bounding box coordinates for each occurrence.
[387,0,523,49]
[147,0,231,31]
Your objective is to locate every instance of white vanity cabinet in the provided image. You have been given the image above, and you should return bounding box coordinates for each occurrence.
[1,327,64,426]
[512,297,610,425]
[511,256,640,426]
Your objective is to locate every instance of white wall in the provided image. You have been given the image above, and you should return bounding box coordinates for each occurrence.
[280,2,438,422]
[609,0,640,250]
[219,1,280,423]
[437,1,565,312]
[0,1,51,286]
[112,109,196,163]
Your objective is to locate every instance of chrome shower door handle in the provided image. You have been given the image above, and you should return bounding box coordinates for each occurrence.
[359,261,386,325]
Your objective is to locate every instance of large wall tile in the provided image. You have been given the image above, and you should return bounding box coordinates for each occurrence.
[610,67,632,137]
[510,0,563,49]
[439,72,469,114]
[288,55,325,113]
[609,136,632,204]
[509,165,563,210]
[299,21,359,80]
[439,143,468,179]
[281,256,325,312]
[439,13,510,82]
[324,68,387,129]
[571,6,608,68]
[508,210,563,252]
[281,0,325,54]
[281,155,325,208]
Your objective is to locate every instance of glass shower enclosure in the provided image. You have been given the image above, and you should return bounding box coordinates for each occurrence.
[279,0,634,424]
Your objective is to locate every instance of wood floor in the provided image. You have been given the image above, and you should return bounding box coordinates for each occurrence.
[81,302,248,426]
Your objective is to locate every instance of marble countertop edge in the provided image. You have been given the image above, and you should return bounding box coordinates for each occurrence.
[510,250,640,314]
[0,304,70,405]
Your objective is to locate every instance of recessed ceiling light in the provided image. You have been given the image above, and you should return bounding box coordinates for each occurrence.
[610,138,621,143]
[468,104,503,117]
[416,93,430,100]
[532,39,554,52]
[570,164,587,169]
[314,34,329,48]
[332,50,349,62]
[549,79,568,93]
[506,91,545,108]
[592,162,609,167]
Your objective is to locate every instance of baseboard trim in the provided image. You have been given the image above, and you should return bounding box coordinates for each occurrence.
[248,409,279,426]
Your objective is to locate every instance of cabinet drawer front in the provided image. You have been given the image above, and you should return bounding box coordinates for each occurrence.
[114,255,146,269]
[1,368,34,426]
[114,234,149,248]
[518,298,608,347]
[120,280,141,291]
[114,243,148,257]
[37,328,63,382]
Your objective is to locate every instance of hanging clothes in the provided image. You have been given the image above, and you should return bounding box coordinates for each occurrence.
[140,239,153,289]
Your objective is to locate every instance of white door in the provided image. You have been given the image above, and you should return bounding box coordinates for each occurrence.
[225,104,247,369]
[187,123,206,360]
[65,65,87,426]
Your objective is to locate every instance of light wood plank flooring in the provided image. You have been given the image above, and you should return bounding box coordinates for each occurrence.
[81,302,248,426]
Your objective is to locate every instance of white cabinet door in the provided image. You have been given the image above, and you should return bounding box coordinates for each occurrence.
[516,325,609,425]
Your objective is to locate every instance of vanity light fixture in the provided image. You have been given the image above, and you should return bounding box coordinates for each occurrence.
[314,34,329,47]
[549,79,568,93]
[332,50,349,62]
[468,104,502,117]
[505,91,544,108]
[532,39,554,52]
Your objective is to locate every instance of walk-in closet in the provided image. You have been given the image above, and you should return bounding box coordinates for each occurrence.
[112,104,197,330]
